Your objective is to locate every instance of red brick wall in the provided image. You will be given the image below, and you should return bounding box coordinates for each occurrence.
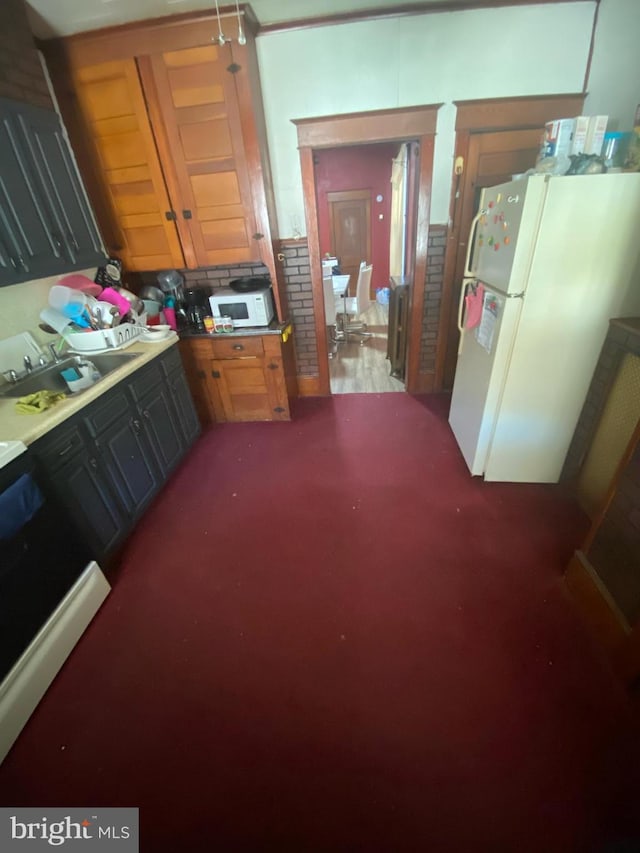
[279,241,317,377]
[420,225,447,373]
[0,0,53,109]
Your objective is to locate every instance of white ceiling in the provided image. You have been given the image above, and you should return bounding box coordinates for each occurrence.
[24,0,452,38]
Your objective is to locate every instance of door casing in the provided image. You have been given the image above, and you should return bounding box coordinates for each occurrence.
[294,105,440,396]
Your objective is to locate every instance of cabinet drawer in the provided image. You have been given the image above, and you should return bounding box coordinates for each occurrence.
[84,389,129,436]
[208,336,264,359]
[127,361,163,401]
[34,425,85,472]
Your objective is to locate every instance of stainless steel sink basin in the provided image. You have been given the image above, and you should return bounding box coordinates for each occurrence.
[0,353,141,398]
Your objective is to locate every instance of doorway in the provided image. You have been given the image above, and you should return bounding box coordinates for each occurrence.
[328,189,371,296]
[316,142,402,394]
[294,105,439,398]
[439,93,585,390]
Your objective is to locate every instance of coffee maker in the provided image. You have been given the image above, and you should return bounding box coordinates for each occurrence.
[184,286,211,332]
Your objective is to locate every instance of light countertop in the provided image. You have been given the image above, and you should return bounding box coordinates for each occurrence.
[0,335,178,446]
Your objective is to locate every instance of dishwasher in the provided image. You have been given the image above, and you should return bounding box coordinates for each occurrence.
[0,443,110,762]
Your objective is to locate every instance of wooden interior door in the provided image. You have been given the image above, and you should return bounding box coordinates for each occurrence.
[442,127,543,387]
[141,44,259,269]
[72,59,184,272]
[328,190,371,296]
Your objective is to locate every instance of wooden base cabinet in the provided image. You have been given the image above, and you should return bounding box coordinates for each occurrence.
[180,331,297,423]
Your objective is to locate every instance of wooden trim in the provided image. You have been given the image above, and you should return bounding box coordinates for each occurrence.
[406,137,434,394]
[260,0,590,34]
[231,31,287,322]
[299,146,331,397]
[565,551,629,657]
[454,93,586,132]
[296,375,324,397]
[583,0,601,99]
[296,106,440,397]
[44,8,256,66]
[410,372,436,394]
[293,105,441,148]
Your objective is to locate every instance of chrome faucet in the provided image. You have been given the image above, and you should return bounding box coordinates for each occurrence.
[48,342,61,363]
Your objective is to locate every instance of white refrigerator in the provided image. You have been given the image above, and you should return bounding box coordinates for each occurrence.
[448,172,640,483]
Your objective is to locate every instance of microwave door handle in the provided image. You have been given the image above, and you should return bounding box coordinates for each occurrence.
[463,208,486,279]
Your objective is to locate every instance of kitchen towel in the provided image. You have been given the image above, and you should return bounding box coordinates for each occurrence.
[15,390,66,415]
[464,283,485,329]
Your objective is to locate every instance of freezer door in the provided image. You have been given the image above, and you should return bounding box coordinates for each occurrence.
[448,287,523,476]
[472,176,547,294]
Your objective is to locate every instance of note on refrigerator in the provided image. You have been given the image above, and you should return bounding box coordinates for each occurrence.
[476,292,501,353]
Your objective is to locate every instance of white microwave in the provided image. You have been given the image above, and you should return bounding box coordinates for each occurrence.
[209,287,275,328]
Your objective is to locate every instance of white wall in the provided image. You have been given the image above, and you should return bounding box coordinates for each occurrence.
[257,2,596,232]
[584,0,640,128]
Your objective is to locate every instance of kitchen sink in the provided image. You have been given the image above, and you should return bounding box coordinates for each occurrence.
[0,353,141,398]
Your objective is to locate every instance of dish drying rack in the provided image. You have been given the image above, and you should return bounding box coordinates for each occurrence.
[66,315,148,353]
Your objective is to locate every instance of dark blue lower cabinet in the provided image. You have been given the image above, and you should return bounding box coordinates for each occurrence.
[32,347,199,566]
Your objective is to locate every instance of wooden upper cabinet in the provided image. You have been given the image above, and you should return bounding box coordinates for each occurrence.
[42,11,283,291]
[71,59,185,271]
[139,44,260,267]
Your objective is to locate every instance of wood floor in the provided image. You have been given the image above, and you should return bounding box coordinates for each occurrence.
[328,301,405,394]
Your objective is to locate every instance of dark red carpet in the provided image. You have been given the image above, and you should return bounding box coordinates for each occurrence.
[1,393,639,852]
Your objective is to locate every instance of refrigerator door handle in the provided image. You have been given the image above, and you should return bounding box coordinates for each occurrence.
[457,276,476,355]
[463,208,486,278]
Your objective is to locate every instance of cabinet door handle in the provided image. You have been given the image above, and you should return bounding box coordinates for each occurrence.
[89,457,98,469]
[165,211,177,221]
[58,442,74,456]
[143,409,151,419]
[51,232,63,252]
[68,232,79,250]
[232,344,244,351]
[252,232,264,241]
[267,362,278,370]
[183,209,192,219]
[130,417,141,433]
[211,370,221,379]
[17,255,26,270]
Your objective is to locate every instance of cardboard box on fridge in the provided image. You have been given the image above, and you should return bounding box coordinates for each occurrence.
[540,119,575,160]
[571,116,590,154]
[584,115,608,155]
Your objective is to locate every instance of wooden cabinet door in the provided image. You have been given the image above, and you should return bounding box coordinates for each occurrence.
[141,44,260,267]
[72,59,184,271]
[211,356,275,422]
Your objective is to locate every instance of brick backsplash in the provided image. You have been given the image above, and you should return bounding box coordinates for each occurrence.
[137,262,270,293]
[420,225,447,374]
[279,240,318,377]
[147,227,446,382]
[0,0,53,110]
